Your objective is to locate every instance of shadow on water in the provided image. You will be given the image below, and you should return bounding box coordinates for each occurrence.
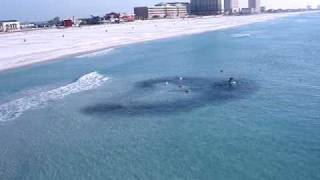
[81,77,259,117]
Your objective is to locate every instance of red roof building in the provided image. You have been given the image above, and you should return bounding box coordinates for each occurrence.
[63,19,73,27]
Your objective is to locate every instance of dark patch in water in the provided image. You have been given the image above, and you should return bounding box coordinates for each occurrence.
[81,77,258,116]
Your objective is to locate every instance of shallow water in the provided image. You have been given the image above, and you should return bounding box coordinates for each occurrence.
[0,13,320,180]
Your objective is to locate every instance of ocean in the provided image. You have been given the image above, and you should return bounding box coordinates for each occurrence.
[0,13,319,180]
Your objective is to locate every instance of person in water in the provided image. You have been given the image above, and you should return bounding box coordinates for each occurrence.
[228,77,237,86]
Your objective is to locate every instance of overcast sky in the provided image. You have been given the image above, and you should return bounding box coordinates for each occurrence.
[1,0,320,21]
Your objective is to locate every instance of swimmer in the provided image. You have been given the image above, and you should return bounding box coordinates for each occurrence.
[179,77,183,81]
[228,77,237,86]
[165,81,169,86]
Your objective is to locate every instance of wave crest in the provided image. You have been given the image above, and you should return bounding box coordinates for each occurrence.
[76,48,114,58]
[0,72,109,122]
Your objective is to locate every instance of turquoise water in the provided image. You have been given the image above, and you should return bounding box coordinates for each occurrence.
[0,13,320,180]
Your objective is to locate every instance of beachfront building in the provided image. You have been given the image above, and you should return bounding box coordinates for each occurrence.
[20,23,36,30]
[134,3,188,20]
[0,20,21,32]
[190,0,222,15]
[120,14,135,22]
[241,8,255,15]
[248,0,261,13]
[166,2,191,14]
[63,19,73,27]
[260,6,266,13]
[224,0,239,15]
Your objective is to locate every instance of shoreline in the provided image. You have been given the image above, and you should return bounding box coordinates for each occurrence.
[0,12,316,72]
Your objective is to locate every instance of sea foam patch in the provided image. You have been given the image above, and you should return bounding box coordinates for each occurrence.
[0,72,109,122]
[76,48,114,58]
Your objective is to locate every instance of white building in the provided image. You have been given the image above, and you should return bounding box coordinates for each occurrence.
[0,20,21,32]
[20,23,36,29]
[134,3,188,20]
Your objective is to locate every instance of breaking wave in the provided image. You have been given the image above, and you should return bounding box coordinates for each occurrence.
[0,72,109,122]
[76,48,114,58]
[231,33,251,38]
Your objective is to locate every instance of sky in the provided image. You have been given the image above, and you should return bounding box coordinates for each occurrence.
[1,0,320,21]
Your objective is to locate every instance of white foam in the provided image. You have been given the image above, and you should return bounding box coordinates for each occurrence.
[76,48,114,58]
[0,72,109,122]
[231,33,251,38]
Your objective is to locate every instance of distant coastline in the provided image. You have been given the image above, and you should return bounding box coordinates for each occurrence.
[0,11,317,72]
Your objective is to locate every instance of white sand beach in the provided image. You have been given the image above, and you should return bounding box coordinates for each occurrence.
[0,12,310,72]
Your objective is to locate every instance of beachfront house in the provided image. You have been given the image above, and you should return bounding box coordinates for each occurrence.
[121,14,135,22]
[20,23,36,30]
[63,19,73,27]
[34,22,50,28]
[80,16,104,25]
[0,20,21,32]
[105,12,121,23]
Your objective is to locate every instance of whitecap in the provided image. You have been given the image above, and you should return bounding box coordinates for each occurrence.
[0,72,109,122]
[231,33,251,38]
[76,48,114,58]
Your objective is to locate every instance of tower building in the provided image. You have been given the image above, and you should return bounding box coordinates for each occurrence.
[191,0,222,15]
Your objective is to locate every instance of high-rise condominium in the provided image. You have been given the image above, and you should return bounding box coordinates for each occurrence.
[224,0,239,14]
[248,0,261,13]
[191,0,222,15]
